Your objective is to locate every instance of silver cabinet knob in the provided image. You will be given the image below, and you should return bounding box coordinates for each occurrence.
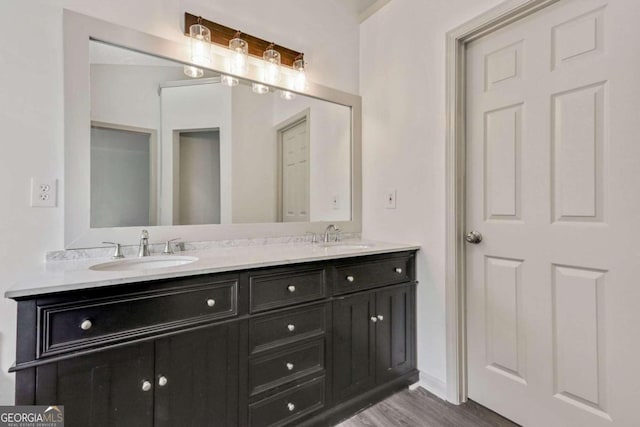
[287,402,295,412]
[346,275,355,282]
[207,298,216,307]
[287,324,296,332]
[287,285,296,293]
[80,320,92,331]
[158,376,168,387]
[465,231,483,244]
[286,362,294,371]
[394,267,403,274]
[377,315,384,321]
[370,316,378,323]
[141,380,152,392]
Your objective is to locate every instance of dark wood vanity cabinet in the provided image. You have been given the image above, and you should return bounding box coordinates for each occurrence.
[333,284,415,403]
[11,250,417,427]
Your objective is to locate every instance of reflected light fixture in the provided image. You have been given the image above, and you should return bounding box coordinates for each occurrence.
[189,17,211,66]
[183,65,204,78]
[221,75,239,87]
[280,90,296,101]
[292,54,307,91]
[252,83,270,94]
[263,43,281,84]
[229,31,248,76]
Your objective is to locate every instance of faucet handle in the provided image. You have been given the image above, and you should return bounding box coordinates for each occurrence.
[102,242,124,259]
[305,232,318,244]
[335,228,341,242]
[162,238,180,255]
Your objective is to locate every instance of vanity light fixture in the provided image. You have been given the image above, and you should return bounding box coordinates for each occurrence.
[183,13,309,92]
[292,54,308,91]
[252,83,270,94]
[189,17,211,66]
[228,31,249,76]
[221,74,239,87]
[183,65,204,78]
[280,90,296,101]
[263,43,281,84]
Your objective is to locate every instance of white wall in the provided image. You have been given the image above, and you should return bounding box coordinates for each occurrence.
[231,84,279,224]
[0,0,359,404]
[360,0,503,394]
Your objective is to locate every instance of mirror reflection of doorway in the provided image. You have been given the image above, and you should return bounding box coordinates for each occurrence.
[90,123,157,228]
[278,115,310,222]
[174,130,221,225]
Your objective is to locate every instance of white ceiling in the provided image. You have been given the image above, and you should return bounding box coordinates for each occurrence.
[348,0,392,22]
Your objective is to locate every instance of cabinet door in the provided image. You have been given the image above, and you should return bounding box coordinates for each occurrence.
[36,342,155,427]
[154,323,239,427]
[375,284,414,384]
[332,292,376,401]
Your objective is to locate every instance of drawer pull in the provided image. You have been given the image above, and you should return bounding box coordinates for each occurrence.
[395,267,403,274]
[346,275,355,282]
[377,315,384,321]
[158,376,168,387]
[141,380,152,392]
[80,320,93,331]
[370,316,378,323]
[286,362,294,371]
[287,323,296,332]
[206,298,216,307]
[287,285,296,293]
[287,402,296,412]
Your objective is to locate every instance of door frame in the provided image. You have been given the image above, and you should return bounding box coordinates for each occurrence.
[275,109,311,222]
[90,120,159,227]
[444,0,561,404]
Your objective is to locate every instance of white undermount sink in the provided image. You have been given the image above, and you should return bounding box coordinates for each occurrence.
[319,242,374,249]
[90,256,198,272]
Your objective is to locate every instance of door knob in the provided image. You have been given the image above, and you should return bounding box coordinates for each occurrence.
[141,380,152,392]
[158,376,168,387]
[465,231,483,244]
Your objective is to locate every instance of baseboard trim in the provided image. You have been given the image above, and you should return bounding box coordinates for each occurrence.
[416,371,448,401]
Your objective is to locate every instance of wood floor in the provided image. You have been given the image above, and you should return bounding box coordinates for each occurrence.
[336,388,520,427]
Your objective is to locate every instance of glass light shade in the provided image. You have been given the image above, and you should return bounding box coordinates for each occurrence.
[183,65,204,78]
[293,57,308,91]
[280,90,296,101]
[262,46,281,84]
[189,23,211,66]
[252,83,270,94]
[221,74,239,87]
[229,36,249,76]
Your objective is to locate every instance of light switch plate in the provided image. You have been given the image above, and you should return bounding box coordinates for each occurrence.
[31,177,57,207]
[385,189,397,209]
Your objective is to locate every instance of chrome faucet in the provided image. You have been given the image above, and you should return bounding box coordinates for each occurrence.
[323,224,340,243]
[138,229,150,257]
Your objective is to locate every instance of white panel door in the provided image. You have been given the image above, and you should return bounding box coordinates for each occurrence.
[466,1,640,426]
[282,120,310,222]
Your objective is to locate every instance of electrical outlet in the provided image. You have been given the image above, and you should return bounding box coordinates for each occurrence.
[31,177,57,207]
[385,189,397,209]
[332,194,340,210]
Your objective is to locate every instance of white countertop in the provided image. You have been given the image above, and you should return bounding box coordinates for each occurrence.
[5,241,419,299]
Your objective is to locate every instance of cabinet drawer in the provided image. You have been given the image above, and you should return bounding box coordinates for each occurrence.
[333,255,410,295]
[250,268,326,313]
[249,304,327,354]
[249,339,325,396]
[249,376,325,427]
[39,280,238,357]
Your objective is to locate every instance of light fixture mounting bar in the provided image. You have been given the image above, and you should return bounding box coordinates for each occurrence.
[184,13,302,67]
